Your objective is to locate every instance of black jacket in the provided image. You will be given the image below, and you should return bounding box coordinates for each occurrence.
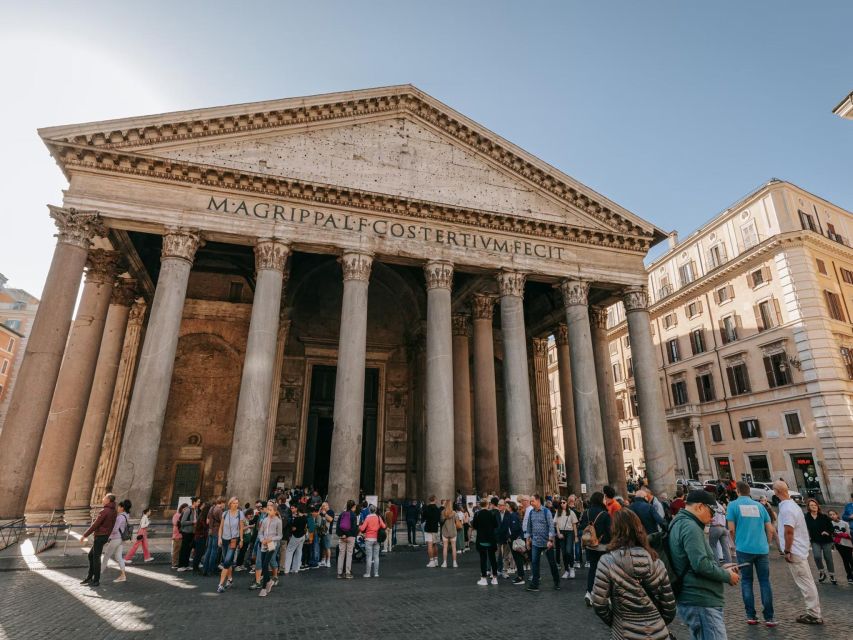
[472,509,498,546]
[805,512,834,544]
[629,497,666,535]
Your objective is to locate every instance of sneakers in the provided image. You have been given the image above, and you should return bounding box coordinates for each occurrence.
[234,565,245,572]
[746,619,759,626]
[177,566,190,572]
[144,557,155,563]
[765,620,778,628]
[512,576,525,585]
[259,588,268,597]
[225,578,233,589]
[848,576,853,584]
[553,583,561,591]
[561,570,569,579]
[124,559,133,565]
[796,614,823,625]
[584,592,592,607]
[569,569,576,579]
[90,581,100,587]
[477,577,488,586]
[490,577,498,585]
[453,562,458,568]
[272,577,279,586]
[830,575,838,585]
[114,575,126,583]
[337,574,344,579]
[80,577,92,585]
[249,582,262,590]
[818,571,827,583]
[584,561,590,568]
[217,584,226,593]
[374,574,380,578]
[526,584,540,592]
[345,573,353,579]
[363,573,371,578]
[440,562,447,568]
[573,561,580,569]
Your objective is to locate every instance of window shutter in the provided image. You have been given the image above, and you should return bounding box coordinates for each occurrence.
[719,318,727,344]
[695,376,704,403]
[726,366,737,394]
[727,284,735,300]
[762,266,772,282]
[735,313,743,337]
[773,298,782,326]
[753,304,763,332]
[713,288,719,304]
[763,356,775,388]
[697,299,703,314]
[747,274,755,289]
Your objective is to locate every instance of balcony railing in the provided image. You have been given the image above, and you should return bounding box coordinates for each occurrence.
[665,404,700,419]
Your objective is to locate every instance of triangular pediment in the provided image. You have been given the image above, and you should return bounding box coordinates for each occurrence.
[39,85,665,243]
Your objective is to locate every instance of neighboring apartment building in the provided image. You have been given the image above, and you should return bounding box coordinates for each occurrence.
[834,90,853,120]
[606,180,853,503]
[0,274,40,428]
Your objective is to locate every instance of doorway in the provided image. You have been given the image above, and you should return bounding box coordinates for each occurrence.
[683,441,699,479]
[302,364,380,495]
[171,462,201,508]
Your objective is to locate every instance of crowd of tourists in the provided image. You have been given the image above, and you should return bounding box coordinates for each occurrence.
[79,481,853,638]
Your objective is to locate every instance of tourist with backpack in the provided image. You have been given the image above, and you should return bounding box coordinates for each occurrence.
[591,509,676,639]
[101,499,132,584]
[337,499,359,579]
[668,490,740,639]
[177,496,199,571]
[524,494,560,592]
[359,503,387,577]
[579,491,612,606]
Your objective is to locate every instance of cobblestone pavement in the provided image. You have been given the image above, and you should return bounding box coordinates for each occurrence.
[0,544,848,640]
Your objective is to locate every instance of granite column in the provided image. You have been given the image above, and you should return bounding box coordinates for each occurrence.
[471,294,500,494]
[554,324,581,494]
[451,314,474,494]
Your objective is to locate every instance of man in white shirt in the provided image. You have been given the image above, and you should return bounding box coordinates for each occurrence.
[773,480,823,625]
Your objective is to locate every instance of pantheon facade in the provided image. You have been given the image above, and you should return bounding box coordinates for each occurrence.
[0,86,674,519]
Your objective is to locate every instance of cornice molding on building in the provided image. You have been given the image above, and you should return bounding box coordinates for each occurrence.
[833,90,853,119]
[45,141,654,254]
[607,229,853,338]
[38,87,663,243]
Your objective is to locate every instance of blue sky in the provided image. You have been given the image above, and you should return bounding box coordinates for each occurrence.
[2,1,851,293]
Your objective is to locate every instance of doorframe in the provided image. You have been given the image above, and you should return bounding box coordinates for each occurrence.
[169,460,204,508]
[296,357,386,498]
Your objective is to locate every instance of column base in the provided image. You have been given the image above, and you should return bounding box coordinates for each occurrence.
[63,507,95,525]
[23,508,65,526]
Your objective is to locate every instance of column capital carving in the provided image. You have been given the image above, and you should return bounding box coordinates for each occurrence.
[622,286,649,312]
[128,300,147,326]
[559,279,589,307]
[690,419,702,430]
[111,277,138,307]
[451,314,470,336]
[555,323,569,346]
[496,270,526,298]
[255,239,291,272]
[162,227,202,263]
[48,206,107,250]
[589,305,609,330]
[339,251,373,281]
[472,293,496,320]
[85,250,123,284]
[532,337,549,357]
[424,260,453,290]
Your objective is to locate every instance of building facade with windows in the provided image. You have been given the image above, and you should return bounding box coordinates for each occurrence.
[0,274,39,429]
[607,179,853,503]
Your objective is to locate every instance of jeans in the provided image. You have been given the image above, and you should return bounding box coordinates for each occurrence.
[124,527,152,561]
[192,537,206,571]
[708,525,731,564]
[178,531,194,568]
[530,545,559,588]
[511,548,526,580]
[365,539,380,576]
[736,551,774,621]
[811,541,835,574]
[337,536,355,575]
[836,543,853,579]
[309,535,320,567]
[558,531,574,570]
[477,543,497,577]
[585,548,604,593]
[677,604,727,640]
[202,534,220,574]
[284,535,304,573]
[87,534,109,581]
[406,521,417,545]
[220,541,238,568]
[260,547,275,588]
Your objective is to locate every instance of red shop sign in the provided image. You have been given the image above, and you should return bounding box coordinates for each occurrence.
[717,459,730,466]
[795,458,813,465]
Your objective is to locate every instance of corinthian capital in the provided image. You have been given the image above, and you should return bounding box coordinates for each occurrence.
[85,250,122,285]
[496,270,526,298]
[555,323,569,346]
[590,305,609,330]
[472,294,496,320]
[622,286,648,312]
[424,261,453,290]
[111,277,138,307]
[128,300,147,325]
[255,239,290,272]
[340,251,373,282]
[162,227,202,263]
[559,279,589,307]
[452,314,470,337]
[532,337,549,357]
[48,206,106,250]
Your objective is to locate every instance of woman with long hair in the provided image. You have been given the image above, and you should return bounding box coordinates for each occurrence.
[440,499,458,568]
[591,509,676,639]
[805,498,837,584]
[454,504,466,557]
[124,508,153,564]
[257,502,282,597]
[554,498,578,579]
[102,499,132,583]
[506,501,526,585]
[192,501,210,573]
[216,497,244,593]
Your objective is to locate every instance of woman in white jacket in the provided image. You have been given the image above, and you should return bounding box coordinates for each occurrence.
[124,508,154,563]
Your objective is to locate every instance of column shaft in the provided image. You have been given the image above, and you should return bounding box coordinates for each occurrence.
[111,228,201,514]
[423,261,455,501]
[90,300,146,510]
[260,316,291,493]
[452,315,474,494]
[623,287,676,493]
[555,325,582,494]
[326,252,372,512]
[590,306,627,494]
[560,280,608,492]
[65,280,137,520]
[0,207,104,518]
[497,271,536,495]
[26,250,121,518]
[472,295,500,494]
[227,240,289,502]
[692,421,711,478]
[531,338,557,495]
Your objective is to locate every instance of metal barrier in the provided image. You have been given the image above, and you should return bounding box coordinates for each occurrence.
[33,512,65,554]
[0,518,25,552]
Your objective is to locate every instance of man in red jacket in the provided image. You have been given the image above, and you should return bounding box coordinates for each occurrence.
[81,493,117,587]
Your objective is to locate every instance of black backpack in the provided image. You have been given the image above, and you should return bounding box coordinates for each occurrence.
[648,520,689,596]
[119,514,134,542]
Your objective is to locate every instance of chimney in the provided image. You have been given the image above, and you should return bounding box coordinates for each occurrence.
[667,231,679,250]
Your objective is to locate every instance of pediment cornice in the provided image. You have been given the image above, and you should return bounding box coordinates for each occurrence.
[46,139,655,253]
[39,85,664,244]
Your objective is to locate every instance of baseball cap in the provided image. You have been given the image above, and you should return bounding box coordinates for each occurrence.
[685,489,716,507]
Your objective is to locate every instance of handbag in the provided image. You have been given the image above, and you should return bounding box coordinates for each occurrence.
[229,538,238,550]
[136,534,144,541]
[511,538,527,553]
